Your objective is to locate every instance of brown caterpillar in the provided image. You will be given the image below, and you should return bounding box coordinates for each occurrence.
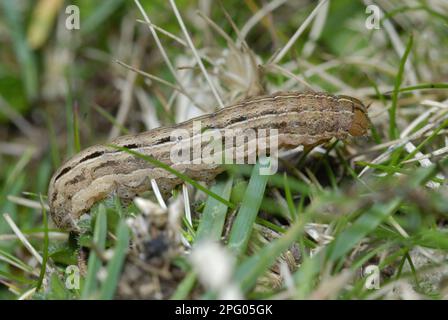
[48,91,370,231]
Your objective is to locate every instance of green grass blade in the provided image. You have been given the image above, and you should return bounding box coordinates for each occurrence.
[0,1,38,100]
[45,113,61,169]
[389,34,413,139]
[195,177,233,243]
[234,212,310,293]
[293,162,440,297]
[390,82,448,94]
[227,164,310,196]
[383,5,448,26]
[170,270,197,300]
[326,199,401,262]
[82,0,126,36]
[401,118,448,163]
[283,172,296,220]
[99,219,130,300]
[81,204,108,299]
[36,195,49,291]
[366,76,383,143]
[293,251,323,298]
[171,178,233,299]
[227,162,269,256]
[64,74,75,157]
[327,162,438,263]
[93,104,129,135]
[0,248,35,274]
[73,102,81,153]
[0,270,34,285]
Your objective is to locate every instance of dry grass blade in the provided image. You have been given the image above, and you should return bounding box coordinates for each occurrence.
[2,213,53,273]
[269,0,329,64]
[169,0,224,108]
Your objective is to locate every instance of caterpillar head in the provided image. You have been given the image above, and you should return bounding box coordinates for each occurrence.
[338,95,370,137]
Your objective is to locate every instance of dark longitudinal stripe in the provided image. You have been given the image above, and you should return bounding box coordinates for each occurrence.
[65,173,86,186]
[54,166,72,182]
[55,151,106,183]
[54,108,345,184]
[80,151,104,163]
[122,143,139,149]
[154,136,171,145]
[228,115,248,123]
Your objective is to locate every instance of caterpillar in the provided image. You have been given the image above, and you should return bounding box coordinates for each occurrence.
[48,91,370,230]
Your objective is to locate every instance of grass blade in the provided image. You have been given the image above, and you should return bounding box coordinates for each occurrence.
[195,177,233,243]
[36,195,49,291]
[389,34,413,139]
[172,178,233,299]
[99,219,129,300]
[227,162,269,256]
[81,0,126,36]
[93,104,130,135]
[388,82,448,94]
[81,204,108,299]
[326,199,401,262]
[0,1,38,100]
[170,270,197,300]
[234,212,310,293]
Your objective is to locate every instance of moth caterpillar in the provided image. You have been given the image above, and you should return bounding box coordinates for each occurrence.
[48,92,370,230]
